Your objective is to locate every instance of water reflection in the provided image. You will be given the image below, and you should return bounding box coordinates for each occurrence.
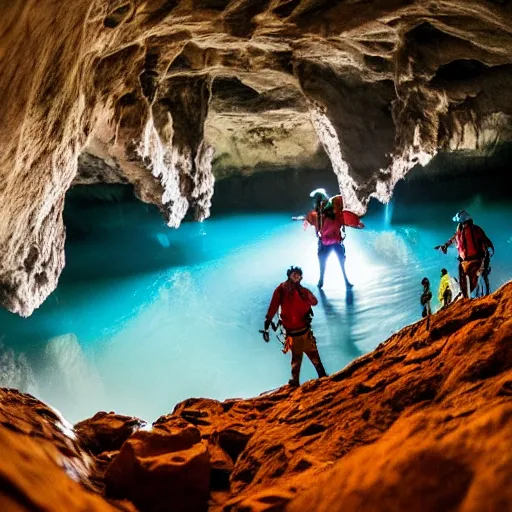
[345,287,354,306]
[318,288,362,361]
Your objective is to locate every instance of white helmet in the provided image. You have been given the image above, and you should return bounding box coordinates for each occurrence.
[309,188,328,200]
[452,210,471,223]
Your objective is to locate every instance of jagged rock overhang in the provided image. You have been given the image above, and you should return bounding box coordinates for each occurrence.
[1,0,511,315]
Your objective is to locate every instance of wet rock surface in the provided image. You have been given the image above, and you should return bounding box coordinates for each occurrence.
[1,282,511,511]
[0,389,119,511]
[1,1,512,314]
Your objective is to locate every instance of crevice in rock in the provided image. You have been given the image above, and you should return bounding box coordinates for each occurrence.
[223,0,272,38]
[140,49,159,103]
[104,3,132,28]
[212,77,260,102]
[433,59,490,83]
[192,0,231,10]
[167,51,192,73]
[273,0,301,18]
[145,0,180,23]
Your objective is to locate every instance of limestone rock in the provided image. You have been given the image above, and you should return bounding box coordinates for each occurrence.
[1,1,512,314]
[287,403,512,512]
[0,388,94,485]
[105,417,210,512]
[75,411,146,456]
[0,426,119,511]
[0,389,119,511]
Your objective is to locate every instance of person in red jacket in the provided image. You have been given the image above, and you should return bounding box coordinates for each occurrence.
[435,210,494,297]
[305,188,364,289]
[263,266,327,387]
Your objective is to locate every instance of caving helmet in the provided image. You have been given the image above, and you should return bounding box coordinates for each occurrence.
[309,188,329,209]
[441,268,448,276]
[452,210,471,223]
[286,266,303,278]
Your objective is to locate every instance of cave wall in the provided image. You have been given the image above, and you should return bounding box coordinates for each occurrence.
[1,0,512,315]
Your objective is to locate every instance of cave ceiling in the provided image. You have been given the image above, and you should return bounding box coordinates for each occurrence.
[0,0,511,315]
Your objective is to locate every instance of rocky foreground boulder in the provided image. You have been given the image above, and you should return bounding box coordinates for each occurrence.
[1,282,511,511]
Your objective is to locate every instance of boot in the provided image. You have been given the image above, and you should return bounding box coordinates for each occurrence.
[288,378,300,387]
[315,363,327,379]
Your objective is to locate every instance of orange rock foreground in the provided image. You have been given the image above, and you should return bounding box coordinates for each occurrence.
[1,282,511,511]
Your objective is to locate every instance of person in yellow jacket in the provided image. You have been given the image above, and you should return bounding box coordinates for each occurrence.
[438,268,453,307]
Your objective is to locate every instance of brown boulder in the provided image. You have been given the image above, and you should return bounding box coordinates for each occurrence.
[0,390,118,511]
[0,426,118,511]
[288,404,512,512]
[105,417,209,511]
[75,411,146,455]
[0,388,94,486]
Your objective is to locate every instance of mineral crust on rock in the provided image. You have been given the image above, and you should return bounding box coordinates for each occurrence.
[1,282,511,511]
[1,0,512,314]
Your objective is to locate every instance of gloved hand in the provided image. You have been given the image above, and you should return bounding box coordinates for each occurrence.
[434,244,447,254]
[264,319,271,331]
[259,329,270,342]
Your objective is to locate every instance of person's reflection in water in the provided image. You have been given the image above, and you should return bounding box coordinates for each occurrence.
[345,287,354,306]
[318,288,362,360]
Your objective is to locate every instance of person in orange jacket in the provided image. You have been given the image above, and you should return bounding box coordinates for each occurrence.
[304,188,364,289]
[435,210,494,297]
[263,266,327,387]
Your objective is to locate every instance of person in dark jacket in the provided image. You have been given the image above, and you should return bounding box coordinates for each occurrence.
[420,277,432,318]
[263,266,327,387]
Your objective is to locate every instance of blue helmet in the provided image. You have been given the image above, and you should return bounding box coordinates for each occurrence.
[452,210,471,223]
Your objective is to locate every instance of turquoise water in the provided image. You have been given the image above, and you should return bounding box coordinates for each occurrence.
[0,196,511,423]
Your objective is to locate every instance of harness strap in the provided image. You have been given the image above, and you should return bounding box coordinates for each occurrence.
[285,327,310,337]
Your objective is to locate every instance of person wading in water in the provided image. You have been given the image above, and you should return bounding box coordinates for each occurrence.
[302,188,364,289]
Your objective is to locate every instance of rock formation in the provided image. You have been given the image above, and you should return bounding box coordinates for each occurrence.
[0,388,128,510]
[1,282,511,511]
[1,1,512,314]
